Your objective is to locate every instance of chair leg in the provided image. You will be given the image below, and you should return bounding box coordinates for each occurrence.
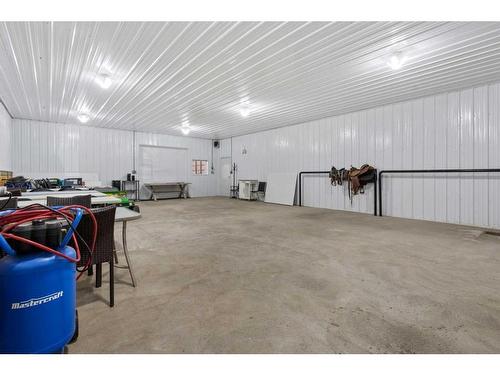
[95,263,102,288]
[88,265,93,276]
[109,259,114,307]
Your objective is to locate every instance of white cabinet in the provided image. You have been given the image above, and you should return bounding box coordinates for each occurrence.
[238,180,258,200]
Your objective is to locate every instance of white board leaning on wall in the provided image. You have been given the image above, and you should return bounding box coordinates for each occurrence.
[264,172,297,206]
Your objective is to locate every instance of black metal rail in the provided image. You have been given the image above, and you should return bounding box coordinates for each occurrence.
[298,170,377,216]
[377,168,500,217]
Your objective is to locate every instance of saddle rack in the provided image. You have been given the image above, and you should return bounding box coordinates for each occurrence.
[298,169,378,216]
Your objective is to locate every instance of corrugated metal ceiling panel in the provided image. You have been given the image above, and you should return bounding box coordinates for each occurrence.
[1,21,500,138]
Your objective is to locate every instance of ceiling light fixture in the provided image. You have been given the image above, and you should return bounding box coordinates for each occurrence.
[387,51,407,70]
[95,73,112,89]
[240,100,251,117]
[181,120,191,135]
[77,113,90,123]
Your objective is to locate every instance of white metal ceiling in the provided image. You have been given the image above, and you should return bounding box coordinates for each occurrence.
[1,22,500,139]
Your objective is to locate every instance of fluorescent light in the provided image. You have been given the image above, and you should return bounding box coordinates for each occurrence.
[95,74,112,89]
[387,52,406,70]
[77,113,90,123]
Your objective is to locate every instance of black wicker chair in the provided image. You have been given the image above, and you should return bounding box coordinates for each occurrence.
[75,205,116,307]
[47,194,92,208]
[0,196,18,210]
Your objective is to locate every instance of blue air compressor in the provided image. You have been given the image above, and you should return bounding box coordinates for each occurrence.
[0,205,89,354]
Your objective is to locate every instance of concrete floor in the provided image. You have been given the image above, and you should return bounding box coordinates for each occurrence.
[71,197,500,353]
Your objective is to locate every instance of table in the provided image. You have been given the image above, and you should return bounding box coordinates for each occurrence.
[114,207,141,287]
[22,189,105,197]
[17,195,121,208]
[144,182,191,200]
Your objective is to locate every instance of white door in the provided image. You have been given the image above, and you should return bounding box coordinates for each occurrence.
[218,157,232,196]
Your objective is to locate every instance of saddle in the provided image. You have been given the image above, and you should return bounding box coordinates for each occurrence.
[348,164,376,200]
[329,164,376,202]
[329,167,348,186]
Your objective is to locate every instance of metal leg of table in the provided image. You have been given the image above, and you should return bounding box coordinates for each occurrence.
[113,242,119,264]
[114,221,137,287]
[121,221,137,287]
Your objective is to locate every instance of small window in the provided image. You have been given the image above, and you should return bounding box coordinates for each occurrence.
[192,160,209,175]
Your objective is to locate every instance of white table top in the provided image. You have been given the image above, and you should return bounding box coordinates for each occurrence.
[17,195,121,208]
[115,206,142,222]
[22,189,108,199]
[144,182,191,186]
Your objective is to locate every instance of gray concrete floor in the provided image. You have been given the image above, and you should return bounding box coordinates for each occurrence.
[71,197,500,353]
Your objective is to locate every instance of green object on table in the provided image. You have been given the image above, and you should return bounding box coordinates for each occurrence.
[102,191,132,206]
[120,196,130,206]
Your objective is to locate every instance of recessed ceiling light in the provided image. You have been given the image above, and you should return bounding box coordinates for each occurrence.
[240,107,250,117]
[95,73,112,89]
[181,120,191,135]
[77,113,90,123]
[387,51,407,70]
[240,99,251,117]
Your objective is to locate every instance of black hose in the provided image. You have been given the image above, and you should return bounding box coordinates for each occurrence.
[0,192,12,211]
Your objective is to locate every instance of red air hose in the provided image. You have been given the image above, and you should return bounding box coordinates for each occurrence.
[0,204,97,279]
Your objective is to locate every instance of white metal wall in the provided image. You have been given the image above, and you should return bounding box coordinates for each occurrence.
[12,119,133,185]
[0,102,11,171]
[224,81,500,229]
[11,119,217,197]
[134,132,217,197]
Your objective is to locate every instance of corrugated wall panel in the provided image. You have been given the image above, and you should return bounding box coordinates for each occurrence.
[489,84,500,228]
[446,91,460,224]
[0,102,12,171]
[12,119,133,184]
[459,88,474,225]
[11,119,217,197]
[222,81,500,229]
[134,131,217,198]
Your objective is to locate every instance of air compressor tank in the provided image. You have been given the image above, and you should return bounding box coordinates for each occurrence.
[0,246,76,354]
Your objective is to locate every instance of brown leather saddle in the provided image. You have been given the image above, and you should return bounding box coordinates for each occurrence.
[348,164,376,200]
[330,164,376,202]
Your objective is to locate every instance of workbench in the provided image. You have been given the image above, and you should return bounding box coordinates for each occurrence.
[144,182,191,200]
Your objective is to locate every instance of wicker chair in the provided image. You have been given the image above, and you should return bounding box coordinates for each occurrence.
[47,194,92,208]
[0,196,18,210]
[75,205,116,307]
